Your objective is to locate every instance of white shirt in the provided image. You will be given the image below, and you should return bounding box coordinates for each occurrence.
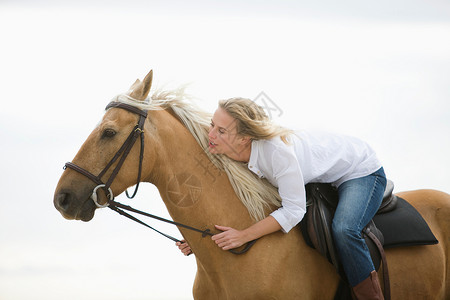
[247,130,382,233]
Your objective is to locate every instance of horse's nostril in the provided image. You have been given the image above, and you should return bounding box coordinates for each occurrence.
[54,192,70,212]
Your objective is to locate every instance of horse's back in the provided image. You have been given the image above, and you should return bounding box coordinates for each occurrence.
[391,189,450,299]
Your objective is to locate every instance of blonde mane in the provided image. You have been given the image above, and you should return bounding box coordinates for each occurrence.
[111,88,282,221]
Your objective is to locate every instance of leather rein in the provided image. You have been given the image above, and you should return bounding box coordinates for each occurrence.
[64,101,255,255]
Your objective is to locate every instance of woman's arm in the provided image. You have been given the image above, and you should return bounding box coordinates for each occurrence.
[212,215,281,250]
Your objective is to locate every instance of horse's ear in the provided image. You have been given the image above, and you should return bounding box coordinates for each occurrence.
[129,70,153,100]
[129,79,141,90]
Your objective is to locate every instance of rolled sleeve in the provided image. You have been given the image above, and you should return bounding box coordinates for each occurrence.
[271,206,306,233]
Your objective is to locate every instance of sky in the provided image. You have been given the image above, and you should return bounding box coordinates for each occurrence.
[0,1,449,299]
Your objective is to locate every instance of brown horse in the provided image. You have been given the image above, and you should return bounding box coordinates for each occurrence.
[54,70,450,299]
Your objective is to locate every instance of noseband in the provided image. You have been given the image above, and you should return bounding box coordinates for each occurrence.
[65,101,147,207]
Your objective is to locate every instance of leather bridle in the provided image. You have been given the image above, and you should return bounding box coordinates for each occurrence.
[63,101,256,255]
[65,101,147,206]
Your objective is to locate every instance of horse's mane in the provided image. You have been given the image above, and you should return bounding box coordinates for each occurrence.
[111,88,282,221]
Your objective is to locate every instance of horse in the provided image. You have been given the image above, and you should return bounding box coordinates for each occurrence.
[54,70,450,299]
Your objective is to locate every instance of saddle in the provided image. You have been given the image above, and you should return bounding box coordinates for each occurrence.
[301,180,438,300]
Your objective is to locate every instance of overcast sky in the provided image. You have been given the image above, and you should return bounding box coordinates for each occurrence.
[1,1,449,299]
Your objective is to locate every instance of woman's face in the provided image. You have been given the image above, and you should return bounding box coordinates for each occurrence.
[208,107,248,158]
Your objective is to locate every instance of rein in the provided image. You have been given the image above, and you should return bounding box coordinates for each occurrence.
[64,101,256,255]
[108,199,257,255]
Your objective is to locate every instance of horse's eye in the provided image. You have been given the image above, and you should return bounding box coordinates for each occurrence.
[103,129,116,138]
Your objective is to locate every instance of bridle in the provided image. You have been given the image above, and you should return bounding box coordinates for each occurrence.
[64,101,256,255]
[65,101,147,206]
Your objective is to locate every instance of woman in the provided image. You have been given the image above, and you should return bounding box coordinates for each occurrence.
[177,97,387,299]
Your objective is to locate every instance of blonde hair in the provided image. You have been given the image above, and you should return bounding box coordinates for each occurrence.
[113,89,282,221]
[219,97,293,144]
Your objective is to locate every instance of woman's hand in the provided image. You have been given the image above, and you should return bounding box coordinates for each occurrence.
[212,216,282,251]
[176,239,193,256]
[211,225,249,250]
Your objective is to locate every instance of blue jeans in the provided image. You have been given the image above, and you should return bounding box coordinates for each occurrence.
[332,167,387,286]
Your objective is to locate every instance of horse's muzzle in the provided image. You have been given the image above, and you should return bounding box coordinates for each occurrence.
[54,190,96,221]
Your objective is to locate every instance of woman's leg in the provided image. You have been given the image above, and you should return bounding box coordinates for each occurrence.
[332,167,387,287]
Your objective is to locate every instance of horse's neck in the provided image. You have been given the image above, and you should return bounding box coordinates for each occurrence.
[151,111,252,223]
[148,110,254,254]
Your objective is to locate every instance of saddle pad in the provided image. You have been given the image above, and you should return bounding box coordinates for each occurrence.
[372,197,438,248]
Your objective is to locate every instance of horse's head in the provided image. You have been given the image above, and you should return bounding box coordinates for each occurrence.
[54,70,156,221]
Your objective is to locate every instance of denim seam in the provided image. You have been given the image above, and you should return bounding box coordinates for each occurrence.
[356,174,380,232]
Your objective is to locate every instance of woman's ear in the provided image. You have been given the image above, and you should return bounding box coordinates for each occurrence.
[240,136,252,145]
